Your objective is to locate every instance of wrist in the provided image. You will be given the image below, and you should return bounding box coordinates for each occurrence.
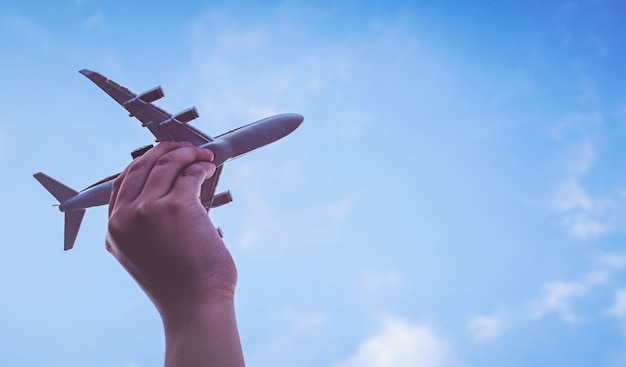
[157,286,236,328]
[161,289,244,367]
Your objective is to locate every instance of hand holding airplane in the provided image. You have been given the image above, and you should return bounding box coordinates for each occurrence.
[34,70,303,250]
[105,141,245,367]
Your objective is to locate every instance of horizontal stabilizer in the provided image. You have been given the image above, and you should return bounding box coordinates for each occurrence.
[34,172,78,203]
[65,210,86,251]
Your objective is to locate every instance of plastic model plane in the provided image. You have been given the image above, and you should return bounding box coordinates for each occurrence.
[34,69,303,250]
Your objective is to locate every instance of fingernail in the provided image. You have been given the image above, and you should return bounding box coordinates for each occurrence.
[180,141,194,147]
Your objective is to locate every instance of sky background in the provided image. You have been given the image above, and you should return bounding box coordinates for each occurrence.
[1,0,626,366]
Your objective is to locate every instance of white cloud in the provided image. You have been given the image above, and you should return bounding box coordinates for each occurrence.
[550,114,603,146]
[597,253,626,270]
[608,289,626,319]
[187,15,333,127]
[468,256,626,341]
[3,13,59,56]
[362,269,404,293]
[334,316,450,367]
[185,7,421,147]
[229,162,356,256]
[283,309,328,334]
[233,193,352,257]
[546,109,626,243]
[467,314,508,342]
[334,107,372,141]
[549,141,613,240]
[553,179,593,212]
[81,11,104,28]
[529,280,589,322]
[527,269,612,323]
[246,308,329,366]
[583,269,610,286]
[319,197,353,222]
[566,141,597,177]
[562,213,609,240]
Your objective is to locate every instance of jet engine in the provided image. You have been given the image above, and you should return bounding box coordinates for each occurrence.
[173,107,199,124]
[138,86,164,103]
[211,191,233,208]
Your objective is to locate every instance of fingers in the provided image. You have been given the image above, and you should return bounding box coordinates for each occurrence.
[113,142,184,206]
[109,166,127,217]
[170,161,216,198]
[110,142,215,211]
[141,144,214,201]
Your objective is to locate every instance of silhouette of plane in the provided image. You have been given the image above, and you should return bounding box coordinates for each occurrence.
[34,69,303,250]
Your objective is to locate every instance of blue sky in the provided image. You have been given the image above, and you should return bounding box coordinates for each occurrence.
[1,0,626,366]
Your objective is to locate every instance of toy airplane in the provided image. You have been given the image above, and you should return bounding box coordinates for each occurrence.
[34,69,303,250]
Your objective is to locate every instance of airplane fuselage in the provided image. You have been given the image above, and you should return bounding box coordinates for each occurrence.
[200,113,303,166]
[59,180,113,212]
[56,113,302,213]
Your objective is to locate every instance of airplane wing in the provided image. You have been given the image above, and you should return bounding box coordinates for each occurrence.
[80,69,233,212]
[79,69,213,145]
[201,165,221,209]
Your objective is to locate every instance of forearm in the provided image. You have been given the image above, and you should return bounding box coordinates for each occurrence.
[161,290,244,367]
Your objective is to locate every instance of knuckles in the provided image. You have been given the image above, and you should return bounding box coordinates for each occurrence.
[154,153,179,167]
[126,156,152,174]
[181,162,211,179]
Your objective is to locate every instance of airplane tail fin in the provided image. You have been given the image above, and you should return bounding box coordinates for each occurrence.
[33,172,79,203]
[33,172,84,250]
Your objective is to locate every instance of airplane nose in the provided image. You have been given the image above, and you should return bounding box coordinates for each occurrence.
[289,113,304,128]
[272,113,304,136]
